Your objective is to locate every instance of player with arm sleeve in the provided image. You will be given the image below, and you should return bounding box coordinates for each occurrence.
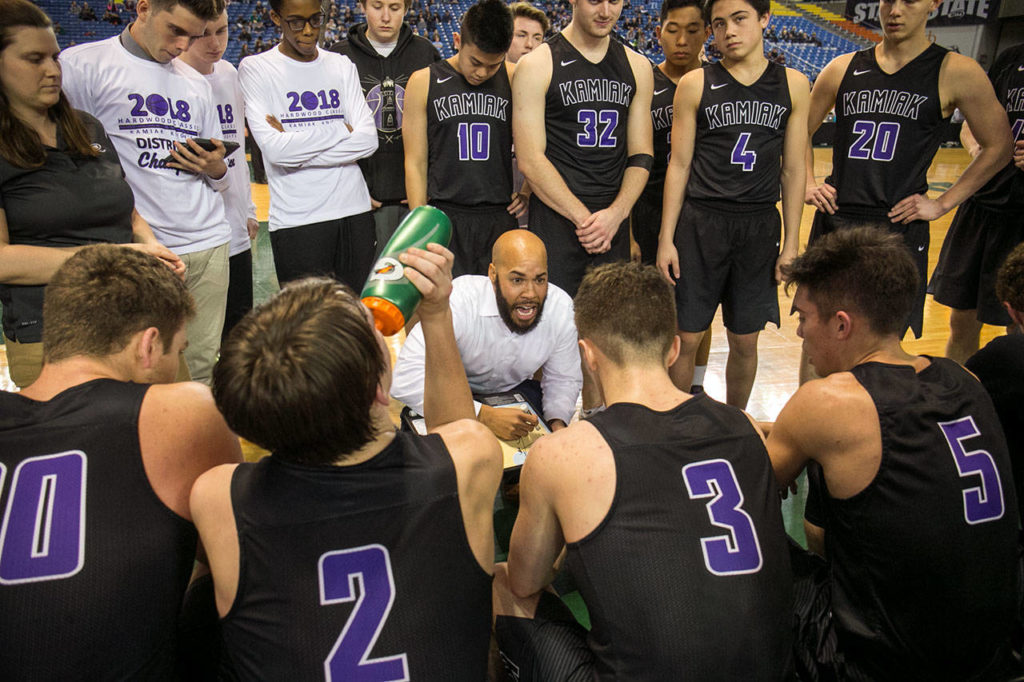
[492,262,793,681]
[237,0,378,290]
[656,0,808,409]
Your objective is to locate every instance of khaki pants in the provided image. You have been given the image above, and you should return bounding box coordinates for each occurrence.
[180,242,229,385]
[4,337,43,388]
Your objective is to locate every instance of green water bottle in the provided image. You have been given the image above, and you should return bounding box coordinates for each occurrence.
[361,205,452,336]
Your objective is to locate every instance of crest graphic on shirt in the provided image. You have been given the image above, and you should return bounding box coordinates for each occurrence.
[365,77,406,142]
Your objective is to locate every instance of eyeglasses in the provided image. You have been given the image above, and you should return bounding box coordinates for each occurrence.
[283,12,324,31]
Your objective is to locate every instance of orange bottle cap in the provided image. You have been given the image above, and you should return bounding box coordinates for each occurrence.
[362,296,406,336]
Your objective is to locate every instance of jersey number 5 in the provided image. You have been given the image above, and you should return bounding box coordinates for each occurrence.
[939,417,1005,524]
[682,459,764,576]
[0,451,86,585]
[319,544,409,682]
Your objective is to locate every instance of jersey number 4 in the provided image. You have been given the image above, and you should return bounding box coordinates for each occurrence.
[0,451,86,585]
[682,459,764,576]
[319,544,409,682]
[939,417,1005,525]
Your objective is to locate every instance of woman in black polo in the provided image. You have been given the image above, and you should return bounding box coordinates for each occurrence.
[0,0,182,387]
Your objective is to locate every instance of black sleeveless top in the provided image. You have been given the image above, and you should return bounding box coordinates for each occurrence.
[688,61,791,209]
[220,430,492,681]
[0,379,196,679]
[642,64,677,202]
[971,43,1024,210]
[544,33,636,201]
[426,60,513,207]
[828,44,950,218]
[811,358,1018,681]
[567,396,793,680]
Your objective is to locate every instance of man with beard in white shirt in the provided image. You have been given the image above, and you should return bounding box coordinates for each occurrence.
[179,8,259,339]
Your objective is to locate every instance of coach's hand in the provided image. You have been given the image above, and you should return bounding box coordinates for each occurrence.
[805,181,837,214]
[125,242,186,280]
[576,206,625,254]
[888,193,946,224]
[399,243,454,320]
[479,405,538,441]
[168,138,227,179]
[507,192,528,218]
[657,240,680,284]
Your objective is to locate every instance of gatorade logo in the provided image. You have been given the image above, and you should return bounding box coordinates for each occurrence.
[370,257,404,282]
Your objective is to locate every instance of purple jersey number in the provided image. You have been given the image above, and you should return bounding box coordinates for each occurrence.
[682,459,764,576]
[457,122,491,161]
[577,109,619,148]
[1012,118,1024,142]
[0,451,87,585]
[730,132,757,172]
[939,417,1005,525]
[319,544,409,682]
[848,120,900,162]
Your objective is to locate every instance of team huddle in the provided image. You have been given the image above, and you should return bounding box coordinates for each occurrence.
[0,0,1022,676]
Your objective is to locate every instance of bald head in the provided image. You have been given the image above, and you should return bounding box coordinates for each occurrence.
[491,229,547,270]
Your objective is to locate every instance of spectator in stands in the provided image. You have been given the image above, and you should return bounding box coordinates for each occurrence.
[69,0,81,14]
[0,0,182,387]
[79,2,97,20]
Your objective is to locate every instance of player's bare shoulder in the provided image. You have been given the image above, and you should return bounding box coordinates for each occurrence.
[784,66,811,95]
[513,40,553,85]
[674,66,705,106]
[623,45,654,87]
[436,418,503,474]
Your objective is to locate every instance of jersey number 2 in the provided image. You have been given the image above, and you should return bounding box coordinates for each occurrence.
[682,459,763,576]
[939,417,1005,524]
[319,544,409,682]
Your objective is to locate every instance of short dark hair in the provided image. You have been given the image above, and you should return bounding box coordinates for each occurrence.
[149,0,224,21]
[782,227,918,337]
[703,0,768,23]
[212,278,387,464]
[43,245,194,363]
[510,1,549,33]
[661,0,703,23]
[460,0,513,54]
[996,242,1024,314]
[574,262,677,365]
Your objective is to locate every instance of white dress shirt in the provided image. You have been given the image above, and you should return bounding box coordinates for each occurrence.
[391,275,582,424]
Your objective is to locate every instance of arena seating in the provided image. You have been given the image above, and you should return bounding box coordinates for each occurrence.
[37,0,881,84]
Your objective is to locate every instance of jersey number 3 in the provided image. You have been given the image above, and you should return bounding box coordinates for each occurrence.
[682,459,764,576]
[319,544,409,682]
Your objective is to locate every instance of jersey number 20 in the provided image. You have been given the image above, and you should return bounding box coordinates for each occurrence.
[319,544,409,682]
[682,459,764,576]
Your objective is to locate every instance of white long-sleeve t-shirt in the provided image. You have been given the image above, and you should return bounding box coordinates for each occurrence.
[391,275,583,425]
[237,47,378,231]
[61,35,230,255]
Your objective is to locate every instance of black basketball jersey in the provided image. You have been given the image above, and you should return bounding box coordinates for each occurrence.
[220,431,492,681]
[828,44,950,218]
[0,379,196,680]
[544,33,636,201]
[642,64,677,202]
[971,43,1024,210]
[426,60,513,207]
[568,396,793,680]
[687,61,791,207]
[812,359,1018,681]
